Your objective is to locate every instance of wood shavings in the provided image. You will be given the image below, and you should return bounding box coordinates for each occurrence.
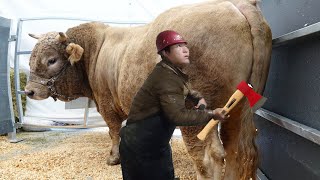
[0,130,196,179]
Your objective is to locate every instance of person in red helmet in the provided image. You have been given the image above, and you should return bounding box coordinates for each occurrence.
[119,30,228,180]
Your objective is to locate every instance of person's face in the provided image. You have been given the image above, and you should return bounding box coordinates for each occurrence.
[164,43,189,68]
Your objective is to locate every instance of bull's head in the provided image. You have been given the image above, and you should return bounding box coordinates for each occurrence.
[25,32,87,101]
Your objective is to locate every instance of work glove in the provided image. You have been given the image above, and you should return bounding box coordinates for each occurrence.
[198,105,230,122]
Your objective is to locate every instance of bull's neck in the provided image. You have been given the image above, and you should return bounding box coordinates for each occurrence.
[65,22,108,99]
[66,22,107,78]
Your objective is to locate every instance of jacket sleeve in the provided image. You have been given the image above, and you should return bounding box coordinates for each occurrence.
[186,89,203,105]
[155,74,213,126]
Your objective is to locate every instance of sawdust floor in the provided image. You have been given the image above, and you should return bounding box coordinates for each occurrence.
[0,128,196,180]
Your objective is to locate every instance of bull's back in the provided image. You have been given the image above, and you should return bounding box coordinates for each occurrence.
[101,0,270,115]
[94,26,154,114]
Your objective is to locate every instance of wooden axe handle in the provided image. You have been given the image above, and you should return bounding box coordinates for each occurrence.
[196,119,220,140]
[197,90,245,141]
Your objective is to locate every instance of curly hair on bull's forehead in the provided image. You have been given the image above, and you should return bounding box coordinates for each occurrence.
[36,32,68,54]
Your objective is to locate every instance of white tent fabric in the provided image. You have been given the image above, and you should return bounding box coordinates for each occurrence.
[0,0,205,126]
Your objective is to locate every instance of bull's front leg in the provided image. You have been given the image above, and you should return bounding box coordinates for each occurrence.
[181,126,226,180]
[97,100,123,165]
[106,114,122,166]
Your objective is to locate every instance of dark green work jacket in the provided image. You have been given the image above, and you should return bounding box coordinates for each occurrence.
[119,59,214,179]
[127,59,213,124]
[121,59,213,151]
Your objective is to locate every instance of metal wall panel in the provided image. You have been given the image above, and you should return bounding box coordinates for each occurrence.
[0,17,14,134]
[256,0,320,179]
[260,0,320,38]
[263,38,320,130]
[255,116,320,180]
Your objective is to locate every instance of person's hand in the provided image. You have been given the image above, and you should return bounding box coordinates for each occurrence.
[212,108,230,122]
[195,98,207,109]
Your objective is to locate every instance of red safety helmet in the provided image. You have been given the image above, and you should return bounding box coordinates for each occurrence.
[156,30,187,53]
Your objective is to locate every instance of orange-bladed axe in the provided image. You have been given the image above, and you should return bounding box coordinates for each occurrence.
[197,81,267,141]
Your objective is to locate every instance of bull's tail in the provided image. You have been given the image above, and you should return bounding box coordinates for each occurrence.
[236,0,272,94]
[233,0,272,179]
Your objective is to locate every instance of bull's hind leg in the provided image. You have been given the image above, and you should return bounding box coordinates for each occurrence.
[220,106,258,180]
[96,98,124,165]
[181,126,226,180]
[220,116,241,180]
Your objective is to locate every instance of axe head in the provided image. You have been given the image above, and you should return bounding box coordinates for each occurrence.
[237,81,267,112]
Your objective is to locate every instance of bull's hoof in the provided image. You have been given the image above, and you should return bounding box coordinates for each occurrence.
[107,155,120,165]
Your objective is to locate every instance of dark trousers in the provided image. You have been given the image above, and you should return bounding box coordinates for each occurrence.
[119,139,174,180]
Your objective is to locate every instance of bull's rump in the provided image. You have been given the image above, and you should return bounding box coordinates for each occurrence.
[115,1,255,112]
[159,1,254,101]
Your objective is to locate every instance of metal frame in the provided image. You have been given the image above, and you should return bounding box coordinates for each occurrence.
[272,22,320,47]
[255,109,320,146]
[257,169,269,180]
[19,17,148,24]
[11,17,147,141]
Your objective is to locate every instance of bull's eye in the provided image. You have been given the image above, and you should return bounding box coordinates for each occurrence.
[47,58,57,66]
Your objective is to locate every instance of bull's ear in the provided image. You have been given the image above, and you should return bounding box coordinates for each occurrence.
[66,43,84,65]
[28,33,40,39]
[56,32,68,42]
